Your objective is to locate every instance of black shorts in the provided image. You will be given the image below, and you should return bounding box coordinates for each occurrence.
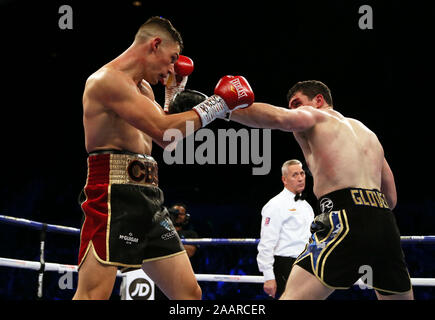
[78,150,185,270]
[294,188,411,295]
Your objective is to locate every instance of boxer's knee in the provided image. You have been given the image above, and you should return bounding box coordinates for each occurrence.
[176,281,202,300]
[165,281,202,300]
[73,287,112,300]
[191,283,202,300]
[375,289,414,300]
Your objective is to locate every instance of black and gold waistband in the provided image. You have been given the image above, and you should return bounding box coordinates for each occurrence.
[318,187,390,214]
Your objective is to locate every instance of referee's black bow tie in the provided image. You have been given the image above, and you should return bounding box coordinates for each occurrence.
[294,193,306,201]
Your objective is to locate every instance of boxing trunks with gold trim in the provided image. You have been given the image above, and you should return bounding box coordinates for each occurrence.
[77,149,184,270]
[294,188,411,295]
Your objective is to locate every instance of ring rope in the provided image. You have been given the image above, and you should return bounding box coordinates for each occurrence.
[1,257,435,287]
[2,214,434,300]
[1,214,435,244]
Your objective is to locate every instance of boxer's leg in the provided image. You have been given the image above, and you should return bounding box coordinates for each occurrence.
[279,265,333,300]
[375,289,414,300]
[73,247,118,300]
[142,251,201,300]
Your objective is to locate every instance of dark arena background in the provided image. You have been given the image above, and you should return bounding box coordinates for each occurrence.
[0,0,434,304]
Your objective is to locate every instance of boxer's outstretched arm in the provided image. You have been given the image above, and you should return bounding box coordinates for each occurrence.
[231,102,326,132]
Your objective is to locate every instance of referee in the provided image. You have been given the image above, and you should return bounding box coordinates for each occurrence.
[257,159,314,298]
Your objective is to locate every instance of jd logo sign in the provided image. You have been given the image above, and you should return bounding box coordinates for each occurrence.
[129,278,153,300]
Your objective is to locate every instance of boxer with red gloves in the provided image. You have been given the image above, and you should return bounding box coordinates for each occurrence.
[76,16,255,301]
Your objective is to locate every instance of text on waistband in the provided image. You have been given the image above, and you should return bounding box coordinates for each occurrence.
[350,189,390,209]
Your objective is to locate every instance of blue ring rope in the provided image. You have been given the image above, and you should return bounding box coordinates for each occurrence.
[1,214,434,244]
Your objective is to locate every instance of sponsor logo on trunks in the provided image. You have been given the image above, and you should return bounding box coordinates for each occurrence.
[160,218,177,240]
[161,230,177,241]
[319,198,333,213]
[265,217,270,226]
[160,218,173,231]
[119,232,139,245]
[127,159,157,184]
[127,160,147,182]
[350,189,390,209]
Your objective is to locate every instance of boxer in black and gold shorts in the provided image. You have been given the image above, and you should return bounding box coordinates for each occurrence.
[78,149,185,271]
[294,188,411,295]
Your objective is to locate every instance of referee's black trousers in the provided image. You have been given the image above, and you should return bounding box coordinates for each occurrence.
[273,255,296,298]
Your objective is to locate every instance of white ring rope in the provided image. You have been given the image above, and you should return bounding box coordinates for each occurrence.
[1,257,435,287]
[1,214,434,296]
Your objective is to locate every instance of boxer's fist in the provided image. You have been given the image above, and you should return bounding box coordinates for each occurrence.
[214,75,254,110]
[164,55,194,112]
[174,55,194,79]
[165,55,194,86]
[193,75,254,127]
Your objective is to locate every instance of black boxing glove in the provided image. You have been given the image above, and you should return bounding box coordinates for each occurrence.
[310,213,331,240]
[168,89,208,114]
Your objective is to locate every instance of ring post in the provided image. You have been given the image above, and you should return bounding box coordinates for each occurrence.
[36,223,47,300]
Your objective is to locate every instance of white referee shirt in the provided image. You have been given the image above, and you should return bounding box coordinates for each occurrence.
[257,188,314,281]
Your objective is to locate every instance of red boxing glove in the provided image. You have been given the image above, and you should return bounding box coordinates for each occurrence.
[174,55,194,79]
[164,55,194,112]
[193,75,254,127]
[214,75,254,110]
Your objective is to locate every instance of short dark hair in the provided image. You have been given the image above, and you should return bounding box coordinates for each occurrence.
[135,16,183,51]
[287,80,333,106]
[168,89,208,114]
